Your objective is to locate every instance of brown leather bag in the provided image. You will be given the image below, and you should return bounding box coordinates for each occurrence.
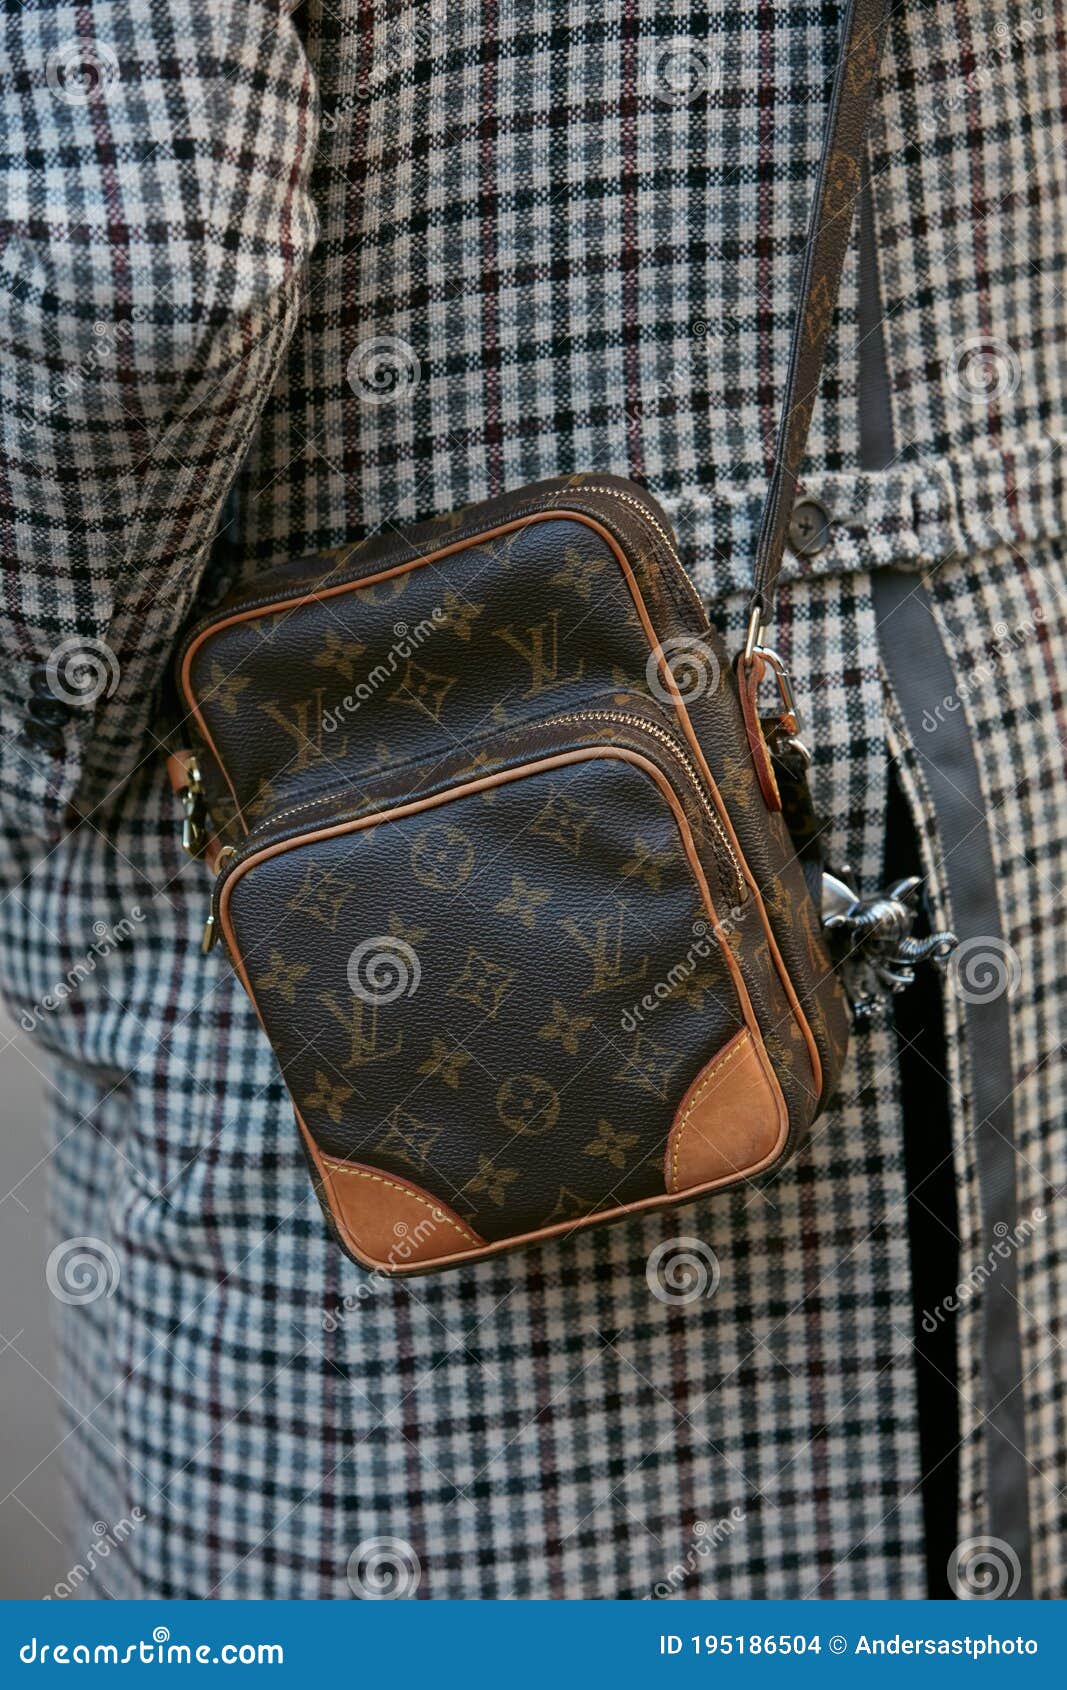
[171,0,887,1276]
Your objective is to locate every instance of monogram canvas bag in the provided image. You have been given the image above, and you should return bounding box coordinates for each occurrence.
[169,0,887,1275]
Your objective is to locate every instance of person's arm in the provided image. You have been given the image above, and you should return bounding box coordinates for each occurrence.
[0,0,318,860]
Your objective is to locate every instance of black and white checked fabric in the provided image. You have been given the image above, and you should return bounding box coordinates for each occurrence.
[1,0,1065,1597]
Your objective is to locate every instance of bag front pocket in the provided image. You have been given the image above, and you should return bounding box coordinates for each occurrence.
[215,711,788,1271]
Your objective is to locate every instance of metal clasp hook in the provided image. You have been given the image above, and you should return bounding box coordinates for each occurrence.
[740,609,810,767]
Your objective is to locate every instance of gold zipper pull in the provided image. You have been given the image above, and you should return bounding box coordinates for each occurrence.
[200,847,237,956]
[180,754,208,857]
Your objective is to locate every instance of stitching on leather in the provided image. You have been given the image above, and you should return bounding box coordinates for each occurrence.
[669,1031,754,1191]
[319,1159,479,1246]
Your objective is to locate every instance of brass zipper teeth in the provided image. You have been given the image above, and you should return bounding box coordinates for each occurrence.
[219,709,747,910]
[235,777,381,842]
[537,709,746,906]
[557,485,679,557]
[181,482,703,669]
[546,485,708,622]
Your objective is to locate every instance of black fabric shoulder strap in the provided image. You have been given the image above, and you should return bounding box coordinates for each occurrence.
[749,0,892,636]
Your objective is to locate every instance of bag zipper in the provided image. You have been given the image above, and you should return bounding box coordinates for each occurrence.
[201,705,747,952]
[178,479,708,682]
[534,708,746,906]
[543,483,708,626]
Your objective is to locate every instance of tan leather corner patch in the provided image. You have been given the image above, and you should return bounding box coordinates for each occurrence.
[665,1029,788,1194]
[318,1157,484,1271]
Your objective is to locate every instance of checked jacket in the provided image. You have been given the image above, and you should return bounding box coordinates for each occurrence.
[0,0,1065,1598]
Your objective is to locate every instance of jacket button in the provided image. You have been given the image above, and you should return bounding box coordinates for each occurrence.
[28,694,71,727]
[21,719,65,756]
[788,496,832,556]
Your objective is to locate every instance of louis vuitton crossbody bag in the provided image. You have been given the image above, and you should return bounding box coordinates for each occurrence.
[169,0,891,1276]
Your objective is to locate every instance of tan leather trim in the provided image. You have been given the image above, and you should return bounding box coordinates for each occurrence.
[219,743,791,1275]
[300,1103,793,1276]
[663,1028,788,1194]
[302,1097,792,1277]
[308,1131,794,1278]
[737,655,782,812]
[316,1155,483,1269]
[185,505,821,1100]
[166,748,224,870]
[165,748,195,795]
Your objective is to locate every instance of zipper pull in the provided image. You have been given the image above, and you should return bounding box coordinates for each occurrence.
[177,754,208,857]
[201,846,237,955]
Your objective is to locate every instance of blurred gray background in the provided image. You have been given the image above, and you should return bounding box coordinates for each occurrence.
[0,1000,70,1597]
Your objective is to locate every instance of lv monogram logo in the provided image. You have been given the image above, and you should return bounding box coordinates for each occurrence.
[560,904,649,997]
[492,608,585,698]
[320,989,403,1069]
[312,627,365,682]
[259,691,348,770]
[468,1154,520,1206]
[824,148,860,220]
[530,791,595,857]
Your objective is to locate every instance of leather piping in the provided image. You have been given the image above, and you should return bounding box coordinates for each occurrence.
[737,653,783,812]
[218,744,790,1274]
[184,507,821,1099]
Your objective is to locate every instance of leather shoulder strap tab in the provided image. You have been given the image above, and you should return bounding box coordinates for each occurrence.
[749,0,891,625]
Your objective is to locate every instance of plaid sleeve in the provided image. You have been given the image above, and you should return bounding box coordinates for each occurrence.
[0,0,319,855]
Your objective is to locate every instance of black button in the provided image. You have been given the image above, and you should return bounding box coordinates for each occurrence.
[20,720,64,756]
[788,497,832,556]
[28,665,54,697]
[28,694,71,726]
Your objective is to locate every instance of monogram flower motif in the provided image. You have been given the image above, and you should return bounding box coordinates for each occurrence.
[582,1119,639,1170]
